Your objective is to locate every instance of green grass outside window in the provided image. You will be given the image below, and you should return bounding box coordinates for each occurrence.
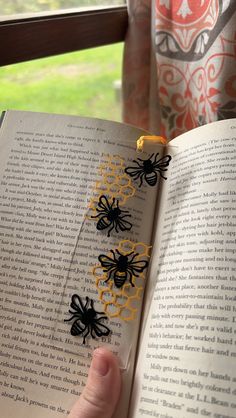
[0,43,123,121]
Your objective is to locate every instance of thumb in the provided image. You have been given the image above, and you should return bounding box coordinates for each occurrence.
[68,348,121,418]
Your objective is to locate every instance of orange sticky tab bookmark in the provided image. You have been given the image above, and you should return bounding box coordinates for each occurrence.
[136,135,167,152]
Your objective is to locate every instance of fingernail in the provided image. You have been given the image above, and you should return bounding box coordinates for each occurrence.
[92,349,109,376]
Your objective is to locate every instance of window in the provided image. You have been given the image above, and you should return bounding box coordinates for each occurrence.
[0,43,123,121]
[0,4,128,66]
[0,1,128,121]
[0,1,126,20]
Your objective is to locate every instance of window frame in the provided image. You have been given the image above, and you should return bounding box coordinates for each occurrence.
[0,5,128,66]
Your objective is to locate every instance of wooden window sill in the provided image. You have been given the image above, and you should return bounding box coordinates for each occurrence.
[0,6,128,66]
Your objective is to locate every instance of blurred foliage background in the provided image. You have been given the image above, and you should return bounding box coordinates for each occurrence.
[1,0,124,15]
[0,44,123,121]
[1,1,125,121]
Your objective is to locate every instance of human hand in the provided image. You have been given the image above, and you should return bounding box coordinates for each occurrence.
[67,348,121,418]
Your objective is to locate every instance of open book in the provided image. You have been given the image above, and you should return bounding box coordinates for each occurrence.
[0,110,235,418]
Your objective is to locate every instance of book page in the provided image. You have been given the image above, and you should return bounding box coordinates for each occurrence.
[0,110,163,418]
[129,119,236,418]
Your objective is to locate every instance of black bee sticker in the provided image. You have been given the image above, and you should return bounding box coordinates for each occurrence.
[91,195,132,237]
[64,294,111,344]
[125,153,171,187]
[98,249,149,288]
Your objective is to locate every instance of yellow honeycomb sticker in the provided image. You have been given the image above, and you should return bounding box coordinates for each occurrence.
[88,155,136,217]
[93,240,152,322]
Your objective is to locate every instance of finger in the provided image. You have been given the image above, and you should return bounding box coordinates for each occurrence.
[68,348,121,418]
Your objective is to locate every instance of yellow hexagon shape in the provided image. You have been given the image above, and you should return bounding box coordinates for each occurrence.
[99,289,116,304]
[121,185,136,198]
[122,283,140,299]
[114,293,128,308]
[120,307,137,322]
[104,303,120,318]
[117,175,130,187]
